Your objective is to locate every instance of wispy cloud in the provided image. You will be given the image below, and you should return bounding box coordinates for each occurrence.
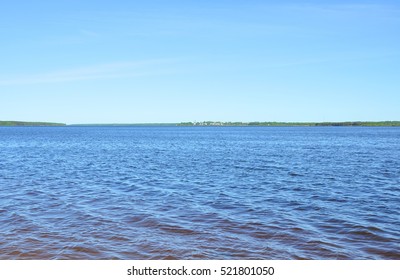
[280,2,400,20]
[79,29,100,38]
[0,59,174,85]
[263,50,400,68]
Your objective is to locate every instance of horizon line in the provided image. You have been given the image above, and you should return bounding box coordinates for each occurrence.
[1,120,400,127]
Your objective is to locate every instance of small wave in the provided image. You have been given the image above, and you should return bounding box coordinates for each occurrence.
[363,247,400,259]
[159,225,199,236]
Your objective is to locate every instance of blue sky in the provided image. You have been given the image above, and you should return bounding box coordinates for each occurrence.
[1,0,399,124]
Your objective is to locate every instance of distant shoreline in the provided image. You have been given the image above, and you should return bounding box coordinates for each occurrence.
[1,121,400,127]
[176,121,400,127]
[0,121,66,126]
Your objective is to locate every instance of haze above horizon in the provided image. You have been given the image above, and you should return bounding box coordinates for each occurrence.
[1,0,399,124]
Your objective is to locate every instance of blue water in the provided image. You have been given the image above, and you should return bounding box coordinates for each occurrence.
[0,126,399,259]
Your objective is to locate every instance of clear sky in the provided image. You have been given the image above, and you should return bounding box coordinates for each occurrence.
[1,0,399,124]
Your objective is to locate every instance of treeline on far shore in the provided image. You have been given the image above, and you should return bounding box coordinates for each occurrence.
[0,121,66,126]
[1,120,400,127]
[178,121,400,127]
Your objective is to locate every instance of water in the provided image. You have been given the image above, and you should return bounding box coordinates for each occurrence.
[0,126,399,259]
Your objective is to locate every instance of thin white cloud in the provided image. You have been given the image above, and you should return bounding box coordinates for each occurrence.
[264,51,400,68]
[0,59,174,85]
[281,3,400,20]
[79,29,99,37]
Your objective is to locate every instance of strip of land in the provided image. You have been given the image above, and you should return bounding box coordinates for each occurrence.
[1,121,399,127]
[0,121,66,126]
[177,121,400,127]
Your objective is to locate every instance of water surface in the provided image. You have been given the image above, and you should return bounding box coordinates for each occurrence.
[0,126,399,259]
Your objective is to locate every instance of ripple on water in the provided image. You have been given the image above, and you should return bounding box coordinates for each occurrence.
[1,126,399,259]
